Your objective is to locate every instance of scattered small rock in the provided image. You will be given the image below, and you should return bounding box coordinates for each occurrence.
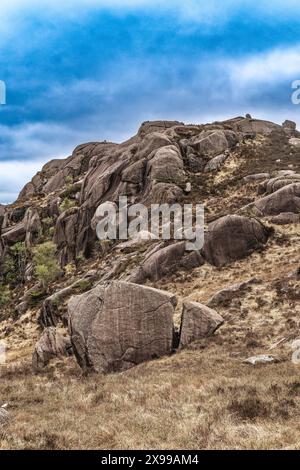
[243,355,280,366]
[243,173,270,182]
[0,405,9,427]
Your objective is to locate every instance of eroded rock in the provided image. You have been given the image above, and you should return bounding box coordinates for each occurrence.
[179,301,224,349]
[269,212,300,225]
[244,173,270,183]
[129,242,204,284]
[32,327,73,369]
[254,183,300,216]
[207,278,261,308]
[68,281,177,372]
[204,153,228,173]
[1,223,26,245]
[202,215,270,267]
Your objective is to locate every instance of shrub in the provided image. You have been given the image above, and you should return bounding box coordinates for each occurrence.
[3,242,28,285]
[0,284,11,307]
[73,279,93,292]
[59,197,77,213]
[75,251,85,265]
[60,183,80,199]
[42,217,53,227]
[11,241,27,271]
[33,242,61,288]
[48,226,55,237]
[28,288,47,306]
[64,263,76,277]
[65,175,74,184]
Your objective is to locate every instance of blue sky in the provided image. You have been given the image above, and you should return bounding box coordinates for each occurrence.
[1,0,300,203]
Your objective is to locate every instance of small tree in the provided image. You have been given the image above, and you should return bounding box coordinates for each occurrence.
[11,242,27,276]
[3,242,27,285]
[33,242,61,288]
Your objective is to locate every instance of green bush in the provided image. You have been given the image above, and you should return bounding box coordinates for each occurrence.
[33,242,61,288]
[3,242,28,285]
[0,284,11,307]
[60,183,80,199]
[59,197,77,213]
[73,279,93,292]
[28,288,47,306]
[65,175,74,184]
[42,217,54,227]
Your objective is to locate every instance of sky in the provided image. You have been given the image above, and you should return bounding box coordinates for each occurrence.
[1,0,300,203]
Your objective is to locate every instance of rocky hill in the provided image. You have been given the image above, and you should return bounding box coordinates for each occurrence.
[0,116,300,449]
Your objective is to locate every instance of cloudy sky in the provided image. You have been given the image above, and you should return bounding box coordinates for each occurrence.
[1,0,300,203]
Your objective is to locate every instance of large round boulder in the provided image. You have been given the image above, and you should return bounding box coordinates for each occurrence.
[68,281,177,373]
[254,183,300,216]
[129,242,204,284]
[202,215,270,267]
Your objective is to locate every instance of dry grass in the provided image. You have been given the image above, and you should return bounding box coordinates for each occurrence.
[1,343,300,450]
[1,129,299,450]
[0,220,299,450]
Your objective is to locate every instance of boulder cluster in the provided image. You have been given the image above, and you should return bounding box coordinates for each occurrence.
[0,115,299,373]
[2,116,293,269]
[31,281,224,371]
[66,281,224,372]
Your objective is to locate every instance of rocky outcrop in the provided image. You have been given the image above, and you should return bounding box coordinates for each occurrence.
[137,131,172,159]
[232,118,281,136]
[282,120,296,131]
[257,175,300,195]
[207,278,261,308]
[289,137,300,147]
[24,208,42,246]
[244,173,270,183]
[269,213,300,225]
[1,223,26,245]
[3,115,300,385]
[68,281,177,373]
[0,205,6,227]
[129,242,204,284]
[138,120,184,138]
[32,327,73,369]
[11,117,293,270]
[186,130,238,159]
[147,145,186,187]
[53,207,79,265]
[202,215,270,267]
[38,270,98,327]
[18,144,101,200]
[254,183,300,216]
[178,301,224,349]
[204,153,228,173]
[67,281,224,372]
